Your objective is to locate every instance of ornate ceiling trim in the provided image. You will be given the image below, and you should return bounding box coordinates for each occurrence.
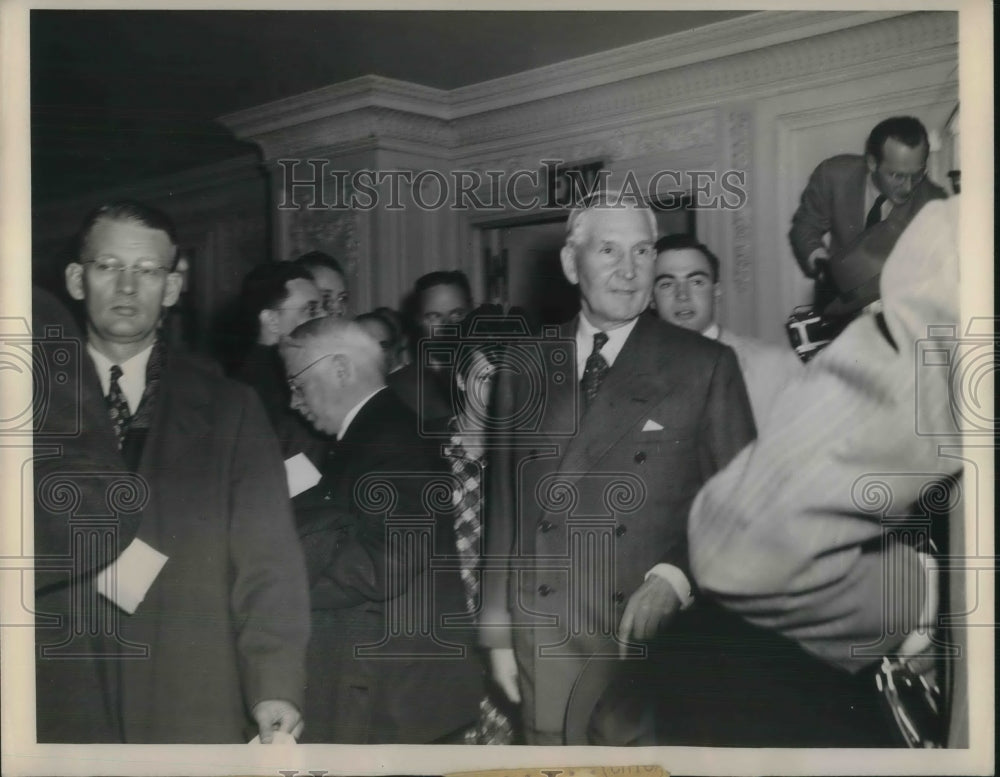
[218,12,956,161]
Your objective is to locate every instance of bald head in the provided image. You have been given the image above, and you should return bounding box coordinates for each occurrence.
[279,317,386,435]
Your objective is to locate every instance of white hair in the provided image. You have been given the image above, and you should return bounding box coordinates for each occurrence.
[280,316,386,382]
[564,187,658,249]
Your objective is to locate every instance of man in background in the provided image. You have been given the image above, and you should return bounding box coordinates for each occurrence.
[789,116,947,309]
[388,270,473,424]
[651,233,802,424]
[235,261,327,463]
[57,200,309,743]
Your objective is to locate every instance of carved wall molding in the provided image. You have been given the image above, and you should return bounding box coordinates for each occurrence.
[727,110,753,296]
[459,111,717,178]
[246,106,455,161]
[285,206,361,278]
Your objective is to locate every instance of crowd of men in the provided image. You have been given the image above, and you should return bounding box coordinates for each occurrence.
[33,115,960,747]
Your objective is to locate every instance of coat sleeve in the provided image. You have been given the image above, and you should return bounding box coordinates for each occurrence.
[689,199,961,672]
[226,385,310,712]
[789,158,834,275]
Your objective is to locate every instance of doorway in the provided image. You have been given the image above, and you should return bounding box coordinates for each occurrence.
[483,218,578,327]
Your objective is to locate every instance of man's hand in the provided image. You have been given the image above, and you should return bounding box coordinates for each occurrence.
[808,246,830,279]
[618,576,682,658]
[252,699,304,743]
[489,647,521,704]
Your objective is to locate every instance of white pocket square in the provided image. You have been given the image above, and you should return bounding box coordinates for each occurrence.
[641,419,664,432]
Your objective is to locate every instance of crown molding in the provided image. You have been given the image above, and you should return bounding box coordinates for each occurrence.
[220,12,955,164]
[220,74,452,140]
[451,12,957,152]
[446,10,909,118]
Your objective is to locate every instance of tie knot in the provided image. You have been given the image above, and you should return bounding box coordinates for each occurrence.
[110,364,123,382]
[592,331,609,354]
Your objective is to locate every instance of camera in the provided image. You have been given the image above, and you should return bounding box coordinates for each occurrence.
[785,306,843,363]
[915,318,996,437]
[418,313,577,437]
[0,320,81,438]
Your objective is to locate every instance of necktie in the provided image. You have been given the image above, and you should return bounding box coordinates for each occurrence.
[580,331,610,410]
[106,364,131,450]
[865,194,887,229]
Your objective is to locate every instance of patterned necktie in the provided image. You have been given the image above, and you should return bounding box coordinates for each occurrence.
[580,331,610,410]
[106,364,131,450]
[865,194,887,229]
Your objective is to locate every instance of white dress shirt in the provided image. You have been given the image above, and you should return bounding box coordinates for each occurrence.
[88,343,154,415]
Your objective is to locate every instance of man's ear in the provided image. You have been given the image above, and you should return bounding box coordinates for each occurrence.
[65,263,85,301]
[714,282,722,302]
[560,245,579,286]
[162,271,183,308]
[330,353,351,385]
[866,154,878,175]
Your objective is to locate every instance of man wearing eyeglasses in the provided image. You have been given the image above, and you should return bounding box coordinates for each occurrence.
[279,317,481,743]
[57,201,310,743]
[790,116,947,310]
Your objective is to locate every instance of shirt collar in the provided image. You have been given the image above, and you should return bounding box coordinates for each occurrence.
[87,342,154,415]
[337,386,387,441]
[702,322,721,341]
[575,314,639,377]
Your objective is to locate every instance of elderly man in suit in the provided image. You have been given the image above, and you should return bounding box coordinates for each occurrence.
[790,116,947,309]
[480,191,756,745]
[56,200,310,743]
[279,317,482,743]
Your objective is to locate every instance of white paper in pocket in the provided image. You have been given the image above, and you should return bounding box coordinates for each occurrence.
[284,452,322,498]
[95,538,168,615]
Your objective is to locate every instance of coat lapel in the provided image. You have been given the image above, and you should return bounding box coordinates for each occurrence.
[557,315,679,480]
[137,350,216,549]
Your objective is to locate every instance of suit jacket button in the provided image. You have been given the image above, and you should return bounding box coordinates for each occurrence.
[615,524,627,537]
[634,451,646,464]
[538,519,554,533]
[538,584,554,597]
[614,591,625,604]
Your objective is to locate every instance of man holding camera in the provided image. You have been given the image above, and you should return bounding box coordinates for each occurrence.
[480,191,756,745]
[789,116,947,310]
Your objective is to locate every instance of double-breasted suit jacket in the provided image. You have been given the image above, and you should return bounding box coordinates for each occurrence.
[480,313,756,737]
